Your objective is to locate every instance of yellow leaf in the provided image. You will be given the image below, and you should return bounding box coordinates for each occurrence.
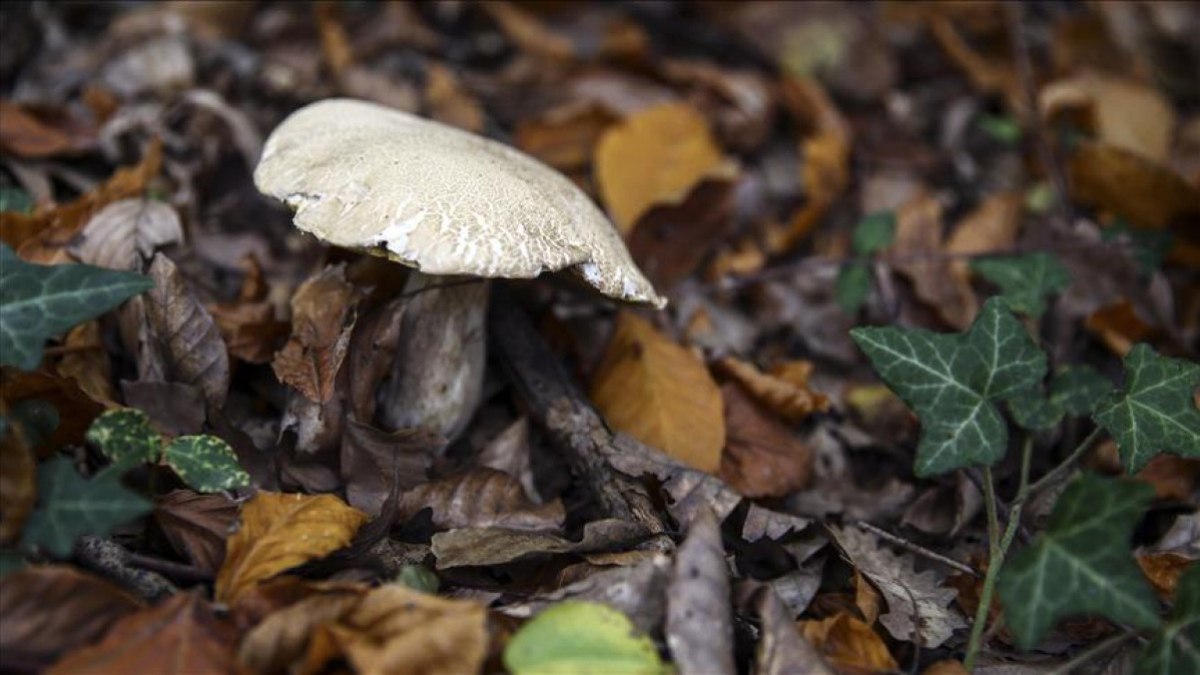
[591,312,725,472]
[800,611,899,673]
[1040,74,1175,162]
[713,356,828,424]
[594,102,727,233]
[1068,142,1200,233]
[215,492,368,603]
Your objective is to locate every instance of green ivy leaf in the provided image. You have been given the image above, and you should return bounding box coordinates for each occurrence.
[0,550,26,577]
[8,399,59,448]
[997,473,1159,650]
[162,435,249,493]
[970,253,1071,318]
[504,601,666,675]
[86,409,163,468]
[1094,344,1200,473]
[852,211,896,255]
[0,186,34,214]
[1007,388,1063,431]
[20,457,152,557]
[851,297,1047,476]
[1050,365,1114,417]
[1137,564,1200,675]
[977,114,1022,145]
[0,244,153,370]
[836,262,872,314]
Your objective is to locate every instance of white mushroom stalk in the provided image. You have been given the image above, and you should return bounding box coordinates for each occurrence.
[254,99,664,438]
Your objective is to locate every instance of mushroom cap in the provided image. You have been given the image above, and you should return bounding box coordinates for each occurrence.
[254,98,665,308]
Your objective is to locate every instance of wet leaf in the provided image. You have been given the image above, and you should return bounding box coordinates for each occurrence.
[1094,344,1200,473]
[595,102,728,233]
[800,612,899,673]
[162,435,250,493]
[971,253,1071,318]
[21,457,152,557]
[504,601,666,675]
[0,243,152,371]
[272,265,362,404]
[154,490,237,574]
[215,492,368,603]
[851,297,1047,476]
[48,593,242,675]
[998,474,1160,649]
[591,312,725,472]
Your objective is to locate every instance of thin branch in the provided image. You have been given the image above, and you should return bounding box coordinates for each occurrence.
[855,521,980,578]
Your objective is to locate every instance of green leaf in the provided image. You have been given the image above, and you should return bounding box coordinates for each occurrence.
[0,186,34,214]
[1137,564,1200,675]
[1050,365,1114,417]
[1103,220,1172,276]
[1007,388,1063,431]
[87,409,163,467]
[394,564,440,594]
[970,253,1071,318]
[852,211,896,255]
[836,262,872,314]
[1094,344,1200,473]
[851,297,1047,476]
[504,601,666,675]
[162,435,250,493]
[977,114,1022,145]
[0,550,26,577]
[997,473,1159,650]
[8,399,59,448]
[0,244,153,370]
[20,457,152,557]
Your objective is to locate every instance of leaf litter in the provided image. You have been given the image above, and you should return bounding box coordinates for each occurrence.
[1,2,1198,674]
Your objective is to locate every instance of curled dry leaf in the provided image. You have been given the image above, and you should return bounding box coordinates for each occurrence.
[887,191,978,329]
[71,198,183,271]
[591,312,725,473]
[595,102,729,233]
[215,492,368,603]
[47,593,241,675]
[272,265,363,405]
[714,356,829,424]
[800,611,899,674]
[0,566,142,670]
[719,383,813,499]
[154,489,239,575]
[666,508,735,675]
[142,254,231,408]
[399,468,565,532]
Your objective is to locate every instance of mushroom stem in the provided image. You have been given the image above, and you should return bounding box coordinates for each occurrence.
[377,271,488,439]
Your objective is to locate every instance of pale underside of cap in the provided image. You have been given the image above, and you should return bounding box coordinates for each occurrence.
[254,98,665,308]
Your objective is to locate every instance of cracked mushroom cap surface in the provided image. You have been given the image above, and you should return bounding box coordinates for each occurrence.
[254,98,665,308]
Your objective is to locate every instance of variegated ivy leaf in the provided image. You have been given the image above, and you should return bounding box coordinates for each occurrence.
[1137,563,1200,675]
[851,297,1046,476]
[998,473,1160,650]
[971,252,1070,318]
[86,409,162,468]
[162,435,249,493]
[1094,344,1200,473]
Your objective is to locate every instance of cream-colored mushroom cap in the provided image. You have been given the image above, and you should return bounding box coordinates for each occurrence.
[255,98,665,308]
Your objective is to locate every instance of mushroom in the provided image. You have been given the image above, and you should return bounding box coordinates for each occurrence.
[255,98,664,439]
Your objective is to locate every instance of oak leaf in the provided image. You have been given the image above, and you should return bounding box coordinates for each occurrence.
[591,312,725,472]
[215,492,368,603]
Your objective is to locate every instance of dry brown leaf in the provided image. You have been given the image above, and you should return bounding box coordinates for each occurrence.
[341,418,442,516]
[752,585,835,675]
[0,138,162,263]
[272,265,363,404]
[801,612,899,674]
[154,490,239,575]
[1068,142,1200,233]
[1084,298,1154,357]
[1135,455,1200,501]
[853,571,882,626]
[1137,552,1192,601]
[47,593,243,675]
[714,356,829,424]
[215,492,368,603]
[315,2,353,76]
[660,59,776,152]
[476,416,539,503]
[143,253,231,408]
[928,16,1022,112]
[0,566,142,670]
[1041,74,1176,162]
[0,100,95,158]
[481,1,574,63]
[627,176,737,290]
[431,518,643,569]
[719,383,813,499]
[344,296,407,423]
[120,380,205,437]
[0,401,35,543]
[398,467,564,532]
[595,102,729,233]
[425,62,485,134]
[56,321,117,406]
[591,312,725,472]
[888,191,978,329]
[666,508,736,675]
[70,198,183,272]
[238,584,366,673]
[0,369,104,453]
[515,103,618,172]
[208,301,288,365]
[922,661,969,675]
[945,192,1022,286]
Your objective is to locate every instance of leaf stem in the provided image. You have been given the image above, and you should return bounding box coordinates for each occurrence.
[1028,427,1103,498]
[964,437,1035,670]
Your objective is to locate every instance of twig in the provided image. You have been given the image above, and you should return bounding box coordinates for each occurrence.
[855,521,979,578]
[126,552,213,584]
[1049,630,1139,675]
[1028,427,1103,498]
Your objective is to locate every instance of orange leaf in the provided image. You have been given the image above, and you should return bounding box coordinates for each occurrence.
[718,383,812,498]
[800,611,899,674]
[595,102,728,233]
[714,356,828,424]
[272,266,363,403]
[591,312,725,472]
[1068,142,1200,234]
[1137,552,1192,601]
[215,492,368,603]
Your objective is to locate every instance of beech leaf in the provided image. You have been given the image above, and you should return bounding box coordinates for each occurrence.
[970,252,1071,318]
[504,601,666,675]
[21,457,152,557]
[997,473,1160,650]
[0,243,152,371]
[1093,344,1200,473]
[850,297,1047,476]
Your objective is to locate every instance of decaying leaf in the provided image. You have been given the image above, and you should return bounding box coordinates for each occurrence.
[719,383,813,498]
[154,490,238,575]
[142,254,230,408]
[829,525,967,648]
[56,321,118,406]
[215,492,368,603]
[666,508,735,675]
[626,175,737,289]
[886,191,978,329]
[399,468,564,532]
[0,566,142,670]
[752,584,836,675]
[1068,142,1200,233]
[430,519,644,570]
[272,265,363,404]
[1040,74,1176,162]
[595,102,729,233]
[71,198,183,271]
[341,418,441,516]
[591,312,725,472]
[714,356,829,424]
[800,611,899,674]
[47,593,241,675]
